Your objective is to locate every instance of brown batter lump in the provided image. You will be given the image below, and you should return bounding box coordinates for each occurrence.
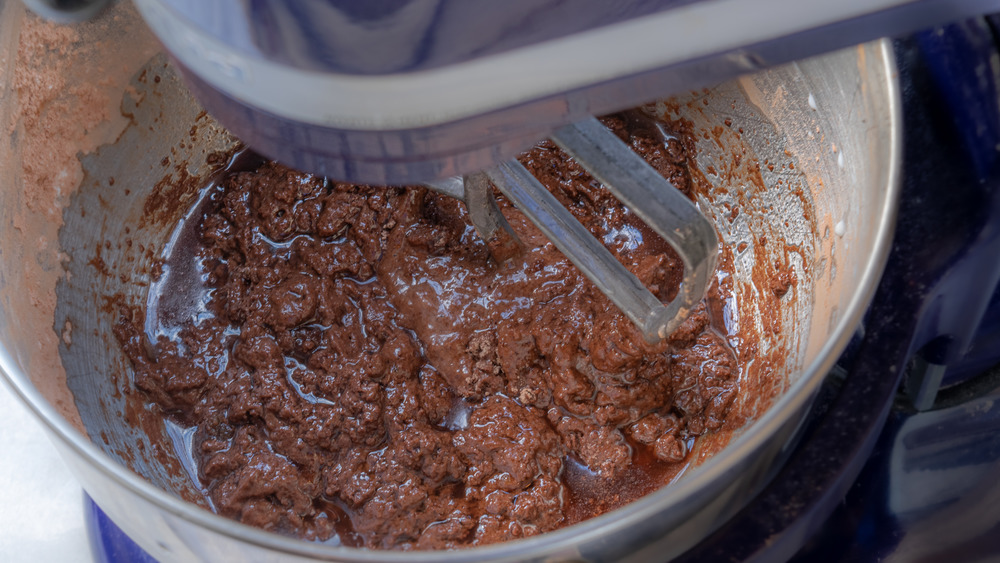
[116,112,738,549]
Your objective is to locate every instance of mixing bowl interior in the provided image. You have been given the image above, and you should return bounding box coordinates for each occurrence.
[0,2,898,560]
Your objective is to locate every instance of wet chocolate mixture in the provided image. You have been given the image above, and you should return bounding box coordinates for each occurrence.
[115,112,739,549]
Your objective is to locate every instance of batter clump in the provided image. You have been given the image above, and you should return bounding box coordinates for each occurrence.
[116,112,738,549]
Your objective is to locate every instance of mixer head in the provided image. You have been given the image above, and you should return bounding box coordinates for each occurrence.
[126,0,989,185]
[22,0,990,338]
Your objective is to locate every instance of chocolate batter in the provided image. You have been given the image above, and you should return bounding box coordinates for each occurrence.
[116,112,738,549]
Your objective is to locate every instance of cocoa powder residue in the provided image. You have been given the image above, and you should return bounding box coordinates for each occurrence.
[1,2,158,430]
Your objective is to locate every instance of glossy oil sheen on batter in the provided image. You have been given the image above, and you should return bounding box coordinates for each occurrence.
[115,112,739,549]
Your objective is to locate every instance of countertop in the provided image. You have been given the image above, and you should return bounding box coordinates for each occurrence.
[0,378,89,561]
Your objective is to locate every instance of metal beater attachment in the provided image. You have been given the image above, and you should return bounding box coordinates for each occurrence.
[426,116,718,342]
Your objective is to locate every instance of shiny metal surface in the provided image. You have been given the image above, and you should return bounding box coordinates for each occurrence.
[550,117,717,340]
[489,159,675,335]
[431,115,718,341]
[428,130,714,342]
[462,172,522,250]
[423,174,522,248]
[132,0,971,183]
[0,3,900,562]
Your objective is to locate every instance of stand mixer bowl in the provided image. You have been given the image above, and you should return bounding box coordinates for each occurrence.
[0,2,900,561]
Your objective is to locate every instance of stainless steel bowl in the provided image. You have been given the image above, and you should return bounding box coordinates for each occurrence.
[0,2,900,561]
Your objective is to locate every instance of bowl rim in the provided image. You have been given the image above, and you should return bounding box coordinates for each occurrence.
[0,38,902,562]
